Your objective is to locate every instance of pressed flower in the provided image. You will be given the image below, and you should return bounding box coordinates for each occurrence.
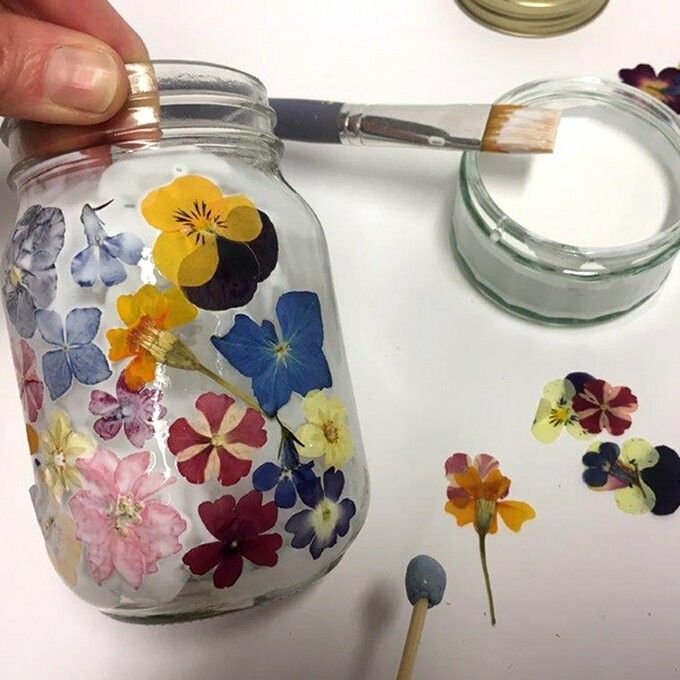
[295,390,353,469]
[30,483,82,587]
[285,468,356,559]
[444,453,535,626]
[2,205,65,338]
[211,290,332,416]
[167,392,267,486]
[11,338,44,422]
[37,308,112,400]
[71,202,144,287]
[141,175,278,311]
[89,374,166,447]
[619,64,680,113]
[582,439,657,514]
[69,448,187,589]
[640,446,680,516]
[40,409,95,497]
[253,437,317,509]
[106,284,198,389]
[183,490,282,589]
[531,375,592,443]
[572,379,638,436]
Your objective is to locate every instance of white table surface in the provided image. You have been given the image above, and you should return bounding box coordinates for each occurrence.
[2,1,680,678]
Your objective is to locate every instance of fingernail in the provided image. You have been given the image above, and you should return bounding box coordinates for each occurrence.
[46,46,122,113]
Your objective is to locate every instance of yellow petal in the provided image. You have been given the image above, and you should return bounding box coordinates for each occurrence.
[445,499,476,527]
[210,196,263,242]
[325,432,354,468]
[152,231,217,286]
[497,500,536,532]
[107,328,134,361]
[162,286,199,328]
[176,237,220,287]
[483,468,511,501]
[117,284,165,326]
[615,484,655,514]
[531,397,563,443]
[296,423,326,458]
[620,438,659,471]
[26,424,39,455]
[141,175,223,232]
[454,467,484,498]
[124,351,158,389]
[302,390,326,425]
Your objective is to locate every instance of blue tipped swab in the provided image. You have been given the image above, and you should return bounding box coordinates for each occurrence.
[397,555,447,680]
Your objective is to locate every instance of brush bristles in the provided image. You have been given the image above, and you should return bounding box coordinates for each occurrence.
[481,105,561,154]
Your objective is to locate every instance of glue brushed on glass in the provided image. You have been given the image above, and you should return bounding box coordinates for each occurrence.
[478,110,679,248]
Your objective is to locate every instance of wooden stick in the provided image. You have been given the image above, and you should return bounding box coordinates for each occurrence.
[396,598,429,680]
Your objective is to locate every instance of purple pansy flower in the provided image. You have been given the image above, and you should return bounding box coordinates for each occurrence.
[253,438,317,509]
[285,468,356,559]
[2,205,65,338]
[36,307,112,399]
[89,374,166,447]
[619,64,680,113]
[71,202,144,287]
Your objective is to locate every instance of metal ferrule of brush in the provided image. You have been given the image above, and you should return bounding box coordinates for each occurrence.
[337,103,492,150]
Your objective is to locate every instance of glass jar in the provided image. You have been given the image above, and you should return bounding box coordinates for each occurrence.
[1,61,369,622]
[456,0,609,36]
[452,78,680,325]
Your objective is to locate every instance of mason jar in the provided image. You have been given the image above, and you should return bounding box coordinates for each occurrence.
[1,61,369,622]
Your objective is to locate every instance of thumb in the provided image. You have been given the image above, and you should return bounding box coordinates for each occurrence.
[0,9,129,125]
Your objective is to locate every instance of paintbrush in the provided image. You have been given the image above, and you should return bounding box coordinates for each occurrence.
[271,99,561,154]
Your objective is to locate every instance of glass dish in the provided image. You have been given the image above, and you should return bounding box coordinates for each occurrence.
[452,77,680,325]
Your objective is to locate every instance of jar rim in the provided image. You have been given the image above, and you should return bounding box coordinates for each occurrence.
[460,76,680,275]
[1,60,280,183]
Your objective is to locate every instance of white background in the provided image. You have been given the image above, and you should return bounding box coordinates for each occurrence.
[2,1,680,678]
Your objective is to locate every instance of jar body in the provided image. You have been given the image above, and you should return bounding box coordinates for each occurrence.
[2,143,369,621]
[457,0,608,36]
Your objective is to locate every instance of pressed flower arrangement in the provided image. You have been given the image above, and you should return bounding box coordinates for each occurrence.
[1,64,369,620]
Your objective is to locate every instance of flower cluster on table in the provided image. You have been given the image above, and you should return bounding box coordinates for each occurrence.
[3,174,359,596]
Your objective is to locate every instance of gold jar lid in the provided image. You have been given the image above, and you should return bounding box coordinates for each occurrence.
[456,0,609,37]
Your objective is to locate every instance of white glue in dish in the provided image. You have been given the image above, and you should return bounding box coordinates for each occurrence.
[452,77,680,325]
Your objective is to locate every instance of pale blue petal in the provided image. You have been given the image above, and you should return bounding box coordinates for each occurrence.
[65,308,101,345]
[98,248,126,286]
[42,349,72,399]
[22,269,57,309]
[104,232,144,265]
[80,204,106,245]
[71,246,99,287]
[68,344,111,385]
[3,283,36,338]
[36,309,65,346]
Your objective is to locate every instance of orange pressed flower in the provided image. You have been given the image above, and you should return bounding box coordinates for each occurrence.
[107,285,198,389]
[444,453,535,625]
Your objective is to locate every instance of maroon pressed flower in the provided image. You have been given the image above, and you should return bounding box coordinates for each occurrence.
[572,379,638,436]
[183,490,282,588]
[167,392,267,486]
[619,64,680,113]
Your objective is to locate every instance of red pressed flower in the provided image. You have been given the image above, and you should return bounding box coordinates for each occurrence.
[572,379,638,436]
[183,490,282,588]
[167,392,267,485]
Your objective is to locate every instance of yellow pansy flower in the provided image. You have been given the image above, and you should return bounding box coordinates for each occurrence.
[141,175,263,287]
[296,390,354,468]
[40,410,94,497]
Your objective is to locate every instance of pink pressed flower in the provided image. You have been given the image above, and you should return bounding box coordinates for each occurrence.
[167,392,267,486]
[11,339,44,423]
[572,380,638,436]
[89,374,166,448]
[69,447,187,589]
[445,453,502,502]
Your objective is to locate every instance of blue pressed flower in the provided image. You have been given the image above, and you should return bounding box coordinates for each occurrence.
[582,442,622,488]
[36,308,112,399]
[211,291,332,415]
[284,467,356,559]
[253,438,317,509]
[71,202,144,287]
[2,205,65,338]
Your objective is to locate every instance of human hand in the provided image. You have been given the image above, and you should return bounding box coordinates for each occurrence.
[0,0,147,124]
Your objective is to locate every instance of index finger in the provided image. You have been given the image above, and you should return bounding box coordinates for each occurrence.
[4,0,148,61]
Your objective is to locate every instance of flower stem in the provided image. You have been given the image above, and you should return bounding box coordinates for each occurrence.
[478,532,497,626]
[196,365,263,414]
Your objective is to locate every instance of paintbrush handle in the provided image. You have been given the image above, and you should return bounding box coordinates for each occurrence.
[396,598,429,680]
[271,98,491,150]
